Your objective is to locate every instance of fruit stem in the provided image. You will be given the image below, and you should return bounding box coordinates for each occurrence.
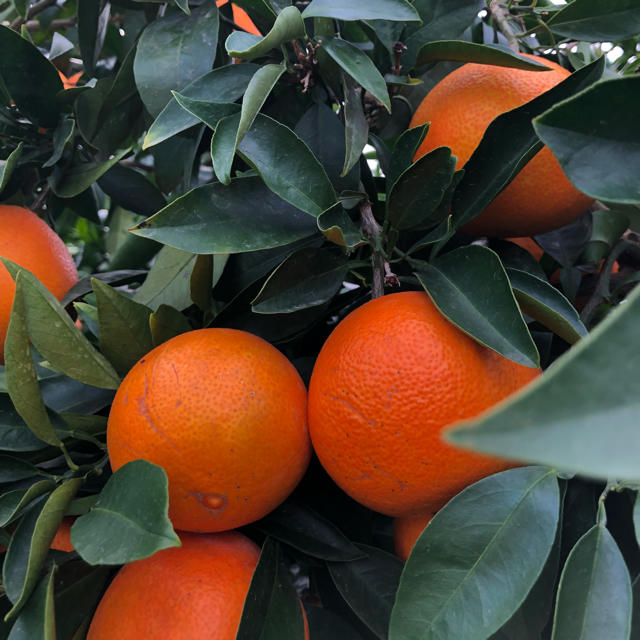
[488,1,520,53]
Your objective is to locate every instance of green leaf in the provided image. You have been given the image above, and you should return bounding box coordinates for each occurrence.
[507,268,587,345]
[302,0,420,22]
[237,114,337,216]
[389,467,559,640]
[132,177,318,253]
[0,25,62,126]
[48,32,74,61]
[386,147,456,230]
[133,1,219,117]
[132,246,196,312]
[77,0,110,76]
[453,57,605,228]
[251,247,349,313]
[42,119,74,169]
[415,245,540,368]
[317,203,363,249]
[93,278,153,375]
[533,77,640,206]
[342,74,369,177]
[189,254,214,313]
[0,456,47,484]
[548,0,640,41]
[447,282,640,481]
[3,479,82,621]
[386,125,428,196]
[226,6,305,59]
[171,92,240,131]
[7,567,56,640]
[551,523,632,640]
[6,265,121,390]
[320,37,391,112]
[257,501,365,561]
[210,114,239,185]
[0,481,55,528]
[634,493,640,549]
[98,165,167,218]
[236,538,306,640]
[415,41,550,71]
[149,304,192,347]
[0,143,23,193]
[71,460,180,565]
[143,64,258,148]
[329,544,403,639]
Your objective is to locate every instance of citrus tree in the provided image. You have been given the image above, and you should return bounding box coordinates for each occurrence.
[0,0,639,638]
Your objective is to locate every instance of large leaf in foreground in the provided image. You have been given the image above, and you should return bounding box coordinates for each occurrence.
[389,467,559,640]
[533,77,640,205]
[448,283,640,481]
[71,460,180,565]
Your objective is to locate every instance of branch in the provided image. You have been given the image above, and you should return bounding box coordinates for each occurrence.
[10,0,57,30]
[488,0,520,53]
[360,201,398,298]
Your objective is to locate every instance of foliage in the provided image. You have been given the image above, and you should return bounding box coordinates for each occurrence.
[0,0,639,638]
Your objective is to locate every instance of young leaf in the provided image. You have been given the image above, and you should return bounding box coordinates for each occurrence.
[6,567,56,640]
[0,143,23,192]
[302,0,420,22]
[548,0,640,41]
[389,467,560,640]
[447,282,640,482]
[71,460,180,565]
[415,245,540,368]
[341,75,369,177]
[533,77,640,205]
[551,523,632,640]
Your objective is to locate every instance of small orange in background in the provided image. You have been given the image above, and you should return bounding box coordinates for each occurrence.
[410,54,594,237]
[393,510,436,562]
[308,291,540,518]
[216,0,261,36]
[0,205,78,364]
[58,70,82,89]
[107,328,311,532]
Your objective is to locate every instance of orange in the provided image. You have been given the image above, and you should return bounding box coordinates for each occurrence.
[216,0,261,36]
[58,70,82,89]
[410,54,593,237]
[50,516,75,552]
[0,205,78,363]
[87,531,260,639]
[507,236,544,261]
[307,291,540,517]
[393,510,435,562]
[107,328,311,532]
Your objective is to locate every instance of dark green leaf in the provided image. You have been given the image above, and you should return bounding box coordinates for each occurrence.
[171,92,240,131]
[0,482,54,528]
[189,254,214,313]
[210,113,239,185]
[93,278,153,375]
[453,57,605,228]
[386,147,456,230]
[143,64,258,148]
[0,25,62,126]
[42,120,74,169]
[447,282,640,481]
[0,143,23,192]
[342,74,369,177]
[133,1,219,117]
[548,0,640,41]
[582,209,629,265]
[329,544,403,639]
[320,37,390,112]
[7,567,56,640]
[78,0,110,76]
[252,247,349,313]
[386,125,428,196]
[236,538,306,640]
[0,456,47,484]
[507,268,587,344]
[149,304,192,347]
[97,164,167,217]
[389,467,559,640]
[533,77,640,205]
[305,606,364,640]
[551,523,632,640]
[71,460,180,565]
[317,204,364,249]
[226,6,305,59]
[302,0,420,22]
[415,245,540,368]
[634,493,640,549]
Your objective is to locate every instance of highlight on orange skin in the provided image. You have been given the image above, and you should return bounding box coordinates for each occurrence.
[216,0,261,36]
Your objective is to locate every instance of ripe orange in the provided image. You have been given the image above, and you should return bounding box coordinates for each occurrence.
[308,291,540,517]
[87,531,261,639]
[393,510,435,562]
[216,0,261,36]
[50,516,75,552]
[58,70,82,89]
[107,329,311,532]
[0,205,78,363]
[410,54,593,237]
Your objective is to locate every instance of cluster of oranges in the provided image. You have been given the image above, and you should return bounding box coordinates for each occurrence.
[0,51,599,638]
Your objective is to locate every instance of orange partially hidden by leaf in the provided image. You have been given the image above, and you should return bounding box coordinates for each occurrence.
[50,516,75,552]
[216,0,261,36]
[393,510,435,562]
[58,70,82,89]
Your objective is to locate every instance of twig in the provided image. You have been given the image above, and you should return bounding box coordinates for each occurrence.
[488,0,520,53]
[10,0,57,30]
[360,201,398,298]
[24,16,76,31]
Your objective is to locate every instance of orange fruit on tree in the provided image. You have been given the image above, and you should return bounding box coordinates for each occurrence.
[308,291,540,517]
[410,54,594,237]
[507,236,544,262]
[0,205,78,364]
[107,328,311,532]
[393,510,435,562]
[216,0,261,36]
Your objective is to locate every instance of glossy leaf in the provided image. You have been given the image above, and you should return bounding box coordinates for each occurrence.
[149,304,192,347]
[317,204,363,249]
[226,6,305,59]
[320,38,390,112]
[71,460,180,565]
[132,177,318,253]
[507,268,587,344]
[386,125,428,195]
[551,523,632,640]
[302,0,420,22]
[548,0,640,41]
[415,245,540,368]
[0,456,47,484]
[77,0,110,76]
[210,114,238,185]
[0,481,55,528]
[143,64,258,148]
[171,92,240,132]
[533,77,640,205]
[42,119,74,169]
[93,278,153,375]
[133,1,219,117]
[0,143,23,192]
[389,467,559,640]
[342,74,369,177]
[448,282,640,481]
[7,567,56,640]
[453,57,605,228]
[329,544,403,639]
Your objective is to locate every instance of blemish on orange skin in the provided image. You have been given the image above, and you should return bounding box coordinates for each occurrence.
[200,493,228,511]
